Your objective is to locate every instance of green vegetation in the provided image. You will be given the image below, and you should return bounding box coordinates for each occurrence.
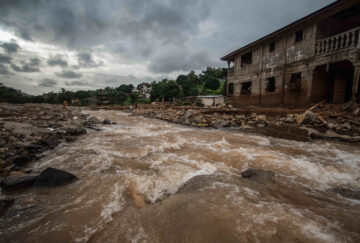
[0,67,227,105]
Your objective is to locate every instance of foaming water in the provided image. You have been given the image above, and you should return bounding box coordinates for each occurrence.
[1,110,360,242]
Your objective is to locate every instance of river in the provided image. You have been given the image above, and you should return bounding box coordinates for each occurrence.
[1,110,360,242]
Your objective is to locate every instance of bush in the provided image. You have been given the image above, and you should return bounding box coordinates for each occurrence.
[204,76,220,90]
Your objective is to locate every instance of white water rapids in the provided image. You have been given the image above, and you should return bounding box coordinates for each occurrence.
[1,110,360,242]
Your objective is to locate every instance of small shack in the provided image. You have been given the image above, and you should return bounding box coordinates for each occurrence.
[187,95,225,107]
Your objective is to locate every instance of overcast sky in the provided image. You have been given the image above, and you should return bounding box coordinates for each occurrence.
[0,0,334,95]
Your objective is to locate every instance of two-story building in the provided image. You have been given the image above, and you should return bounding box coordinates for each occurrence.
[222,0,360,107]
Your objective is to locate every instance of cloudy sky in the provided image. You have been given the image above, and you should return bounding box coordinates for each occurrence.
[0,0,334,95]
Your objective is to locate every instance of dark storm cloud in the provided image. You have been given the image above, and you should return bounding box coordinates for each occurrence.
[0,64,12,75]
[38,78,57,87]
[76,52,103,68]
[148,50,218,74]
[0,0,213,58]
[47,54,68,67]
[64,81,87,86]
[11,58,41,72]
[55,70,83,79]
[0,41,20,54]
[0,54,11,63]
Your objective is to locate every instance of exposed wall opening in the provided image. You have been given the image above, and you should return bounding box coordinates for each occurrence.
[266,77,276,92]
[241,52,252,67]
[240,81,252,95]
[311,60,354,104]
[269,42,276,52]
[290,72,302,93]
[295,30,304,43]
[228,83,234,95]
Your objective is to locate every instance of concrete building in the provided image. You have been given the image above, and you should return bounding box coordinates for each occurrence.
[222,0,360,107]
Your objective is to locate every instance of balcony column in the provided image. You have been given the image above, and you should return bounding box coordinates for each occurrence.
[352,64,360,98]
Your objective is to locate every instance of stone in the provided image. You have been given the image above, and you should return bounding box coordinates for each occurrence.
[65,136,76,142]
[87,116,101,124]
[66,126,87,136]
[0,175,37,189]
[46,135,59,148]
[250,113,257,119]
[241,168,275,184]
[34,167,78,187]
[184,110,193,119]
[103,119,111,124]
[214,119,228,128]
[343,122,351,130]
[256,115,267,122]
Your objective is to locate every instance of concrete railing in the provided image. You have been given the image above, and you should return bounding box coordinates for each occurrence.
[315,27,360,56]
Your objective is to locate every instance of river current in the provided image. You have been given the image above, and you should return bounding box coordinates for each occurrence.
[1,110,360,242]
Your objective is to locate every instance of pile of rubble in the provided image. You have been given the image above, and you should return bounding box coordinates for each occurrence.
[132,103,360,143]
[0,103,109,177]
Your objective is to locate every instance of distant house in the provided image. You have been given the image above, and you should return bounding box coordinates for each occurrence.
[187,95,225,107]
[222,0,360,107]
[71,98,80,106]
[137,82,152,99]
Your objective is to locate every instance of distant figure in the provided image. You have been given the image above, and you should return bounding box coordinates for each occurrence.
[62,101,67,109]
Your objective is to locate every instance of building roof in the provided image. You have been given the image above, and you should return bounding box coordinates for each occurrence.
[221,0,350,61]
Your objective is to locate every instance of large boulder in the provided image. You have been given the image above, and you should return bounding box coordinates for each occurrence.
[0,175,37,189]
[34,167,78,187]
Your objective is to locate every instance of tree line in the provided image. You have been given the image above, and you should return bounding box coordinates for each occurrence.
[0,67,227,105]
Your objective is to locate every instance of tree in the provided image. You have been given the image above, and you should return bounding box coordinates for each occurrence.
[116,84,134,94]
[129,92,139,108]
[150,81,181,102]
[204,76,220,90]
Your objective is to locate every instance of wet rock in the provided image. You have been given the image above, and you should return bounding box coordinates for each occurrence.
[66,126,87,136]
[33,167,78,187]
[177,175,220,194]
[46,135,59,148]
[256,115,267,123]
[240,168,275,184]
[103,119,111,124]
[87,116,101,124]
[331,187,360,200]
[0,198,15,216]
[65,136,76,142]
[0,175,37,189]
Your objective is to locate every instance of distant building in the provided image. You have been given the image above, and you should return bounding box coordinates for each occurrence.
[187,95,225,107]
[96,90,110,106]
[137,82,152,99]
[222,0,360,107]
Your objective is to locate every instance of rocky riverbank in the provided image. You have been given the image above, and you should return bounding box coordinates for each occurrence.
[132,106,360,143]
[0,103,110,178]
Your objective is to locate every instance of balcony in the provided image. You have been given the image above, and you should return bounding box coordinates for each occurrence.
[315,27,360,56]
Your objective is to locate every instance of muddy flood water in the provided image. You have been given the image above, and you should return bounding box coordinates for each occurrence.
[1,110,360,242]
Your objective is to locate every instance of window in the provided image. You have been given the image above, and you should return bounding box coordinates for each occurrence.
[295,30,303,43]
[290,72,302,92]
[269,42,276,52]
[241,52,252,67]
[240,81,252,95]
[228,83,234,95]
[266,77,275,92]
